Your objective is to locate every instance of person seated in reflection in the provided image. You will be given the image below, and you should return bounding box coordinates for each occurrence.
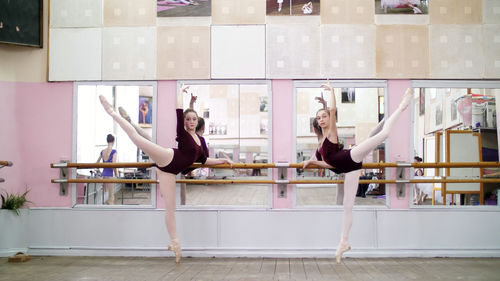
[96,134,118,205]
[99,85,232,263]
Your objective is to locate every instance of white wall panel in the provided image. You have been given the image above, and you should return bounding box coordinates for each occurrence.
[429,25,484,78]
[483,24,500,78]
[102,27,157,80]
[211,25,266,79]
[483,0,500,24]
[50,0,102,27]
[49,28,102,81]
[321,25,376,78]
[266,24,321,79]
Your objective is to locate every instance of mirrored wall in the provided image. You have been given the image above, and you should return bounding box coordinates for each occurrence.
[73,82,157,207]
[411,82,500,207]
[294,81,386,207]
[179,82,272,207]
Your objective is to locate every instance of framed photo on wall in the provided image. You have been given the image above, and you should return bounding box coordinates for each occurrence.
[341,88,355,103]
[138,96,153,127]
[266,0,320,16]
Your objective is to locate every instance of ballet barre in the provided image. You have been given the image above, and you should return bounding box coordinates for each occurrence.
[0,160,13,183]
[51,161,500,169]
[0,160,13,167]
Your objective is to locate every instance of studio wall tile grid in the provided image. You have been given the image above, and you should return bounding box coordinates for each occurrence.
[50,0,103,27]
[49,28,102,81]
[211,25,266,79]
[103,0,156,26]
[429,25,484,78]
[102,27,157,80]
[429,0,482,24]
[157,26,211,80]
[46,0,500,81]
[482,0,500,24]
[321,24,376,78]
[321,0,374,24]
[376,25,429,79]
[211,0,266,24]
[482,24,500,78]
[266,24,321,78]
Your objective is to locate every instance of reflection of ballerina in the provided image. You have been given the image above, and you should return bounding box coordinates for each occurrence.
[96,134,118,205]
[303,84,413,263]
[302,1,313,14]
[99,85,232,263]
[381,0,422,14]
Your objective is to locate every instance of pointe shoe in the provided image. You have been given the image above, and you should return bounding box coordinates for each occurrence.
[168,240,182,263]
[118,107,131,123]
[335,243,351,264]
[99,95,114,115]
[398,88,413,111]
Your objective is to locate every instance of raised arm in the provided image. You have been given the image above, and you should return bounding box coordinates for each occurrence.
[189,93,197,109]
[177,85,189,109]
[321,83,339,142]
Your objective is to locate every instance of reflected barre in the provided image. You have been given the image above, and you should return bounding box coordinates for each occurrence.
[50,178,500,185]
[50,161,500,169]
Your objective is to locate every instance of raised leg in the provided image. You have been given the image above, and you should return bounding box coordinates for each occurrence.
[99,96,173,167]
[119,107,153,142]
[350,88,413,163]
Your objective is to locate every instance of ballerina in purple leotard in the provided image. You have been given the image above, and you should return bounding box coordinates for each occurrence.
[303,83,413,263]
[99,85,232,263]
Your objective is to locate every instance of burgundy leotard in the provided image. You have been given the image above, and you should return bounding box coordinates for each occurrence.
[316,138,362,174]
[181,136,209,175]
[155,109,207,175]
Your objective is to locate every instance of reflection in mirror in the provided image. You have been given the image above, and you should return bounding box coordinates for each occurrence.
[295,87,386,206]
[75,83,156,206]
[179,83,271,206]
[412,87,499,206]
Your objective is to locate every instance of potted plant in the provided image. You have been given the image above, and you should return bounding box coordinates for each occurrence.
[0,187,31,258]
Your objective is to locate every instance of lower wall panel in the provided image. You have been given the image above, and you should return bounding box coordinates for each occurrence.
[2,208,500,258]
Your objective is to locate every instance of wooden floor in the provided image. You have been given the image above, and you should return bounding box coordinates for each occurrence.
[2,256,500,281]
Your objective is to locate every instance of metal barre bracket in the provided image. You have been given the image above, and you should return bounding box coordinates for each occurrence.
[58,160,69,196]
[396,161,406,198]
[277,162,288,198]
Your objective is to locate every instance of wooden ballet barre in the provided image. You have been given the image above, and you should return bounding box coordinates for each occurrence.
[51,161,500,169]
[52,179,159,184]
[0,160,13,167]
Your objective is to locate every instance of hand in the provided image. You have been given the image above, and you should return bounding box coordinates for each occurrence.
[302,160,313,169]
[190,93,197,105]
[225,158,233,168]
[320,83,333,92]
[180,84,189,94]
[314,92,327,108]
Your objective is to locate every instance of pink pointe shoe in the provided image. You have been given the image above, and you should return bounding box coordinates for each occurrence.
[168,239,182,263]
[99,95,114,115]
[335,243,351,264]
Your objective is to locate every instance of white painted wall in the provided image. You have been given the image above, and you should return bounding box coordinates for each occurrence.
[3,208,499,258]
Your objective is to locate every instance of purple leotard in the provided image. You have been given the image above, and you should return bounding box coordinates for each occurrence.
[316,138,362,174]
[181,136,209,175]
[155,109,207,175]
[101,149,116,177]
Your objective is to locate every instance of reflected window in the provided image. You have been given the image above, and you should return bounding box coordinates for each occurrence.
[180,82,271,207]
[295,84,386,206]
[74,82,156,207]
[412,86,499,207]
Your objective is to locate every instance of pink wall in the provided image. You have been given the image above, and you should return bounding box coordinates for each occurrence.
[0,81,73,207]
[272,80,294,208]
[155,81,177,209]
[386,80,412,209]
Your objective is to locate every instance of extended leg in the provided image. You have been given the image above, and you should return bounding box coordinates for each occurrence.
[350,88,413,163]
[99,96,173,167]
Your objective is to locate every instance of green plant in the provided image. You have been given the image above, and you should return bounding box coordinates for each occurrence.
[1,187,31,215]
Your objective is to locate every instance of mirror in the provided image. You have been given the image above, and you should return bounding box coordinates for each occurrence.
[74,82,156,207]
[295,85,386,206]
